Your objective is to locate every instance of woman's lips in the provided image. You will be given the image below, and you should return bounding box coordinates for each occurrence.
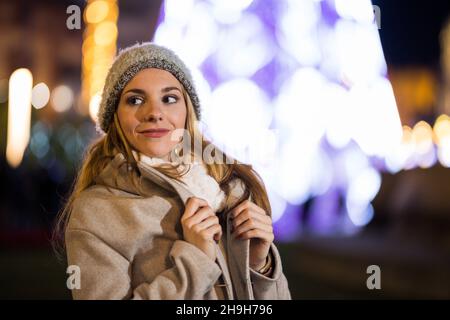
[139,129,170,138]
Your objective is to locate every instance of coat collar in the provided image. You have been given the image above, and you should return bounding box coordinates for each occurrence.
[95,152,254,299]
[94,152,190,200]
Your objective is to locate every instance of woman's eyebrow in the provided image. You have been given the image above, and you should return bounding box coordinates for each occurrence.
[161,86,181,93]
[123,87,181,95]
[123,88,146,95]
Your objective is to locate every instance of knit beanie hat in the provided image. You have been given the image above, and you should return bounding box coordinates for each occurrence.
[96,42,201,134]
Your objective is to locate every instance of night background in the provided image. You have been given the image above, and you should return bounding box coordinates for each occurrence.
[1,0,450,299]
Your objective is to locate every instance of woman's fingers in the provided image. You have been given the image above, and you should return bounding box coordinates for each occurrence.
[201,224,222,241]
[229,201,273,242]
[233,218,272,238]
[181,197,221,242]
[181,197,209,222]
[232,200,266,218]
[193,215,220,232]
[236,228,274,242]
[180,198,222,261]
[232,209,271,230]
[184,206,215,228]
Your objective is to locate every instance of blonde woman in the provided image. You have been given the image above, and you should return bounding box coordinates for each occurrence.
[53,42,291,300]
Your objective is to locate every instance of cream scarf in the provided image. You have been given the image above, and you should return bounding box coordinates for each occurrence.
[132,150,227,213]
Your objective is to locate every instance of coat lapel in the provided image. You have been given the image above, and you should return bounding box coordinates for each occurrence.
[135,155,241,300]
[223,186,254,300]
[226,213,252,299]
[137,159,193,204]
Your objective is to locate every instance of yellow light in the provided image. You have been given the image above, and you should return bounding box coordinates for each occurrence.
[89,92,102,122]
[92,64,110,79]
[401,125,413,144]
[400,125,415,163]
[82,0,117,114]
[433,114,450,145]
[89,83,103,97]
[437,136,450,167]
[94,21,118,46]
[433,114,450,167]
[105,2,119,22]
[412,121,433,155]
[82,35,95,56]
[85,1,109,24]
[6,68,33,168]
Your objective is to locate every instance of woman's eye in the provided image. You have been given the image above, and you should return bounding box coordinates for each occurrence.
[127,96,144,106]
[163,95,178,104]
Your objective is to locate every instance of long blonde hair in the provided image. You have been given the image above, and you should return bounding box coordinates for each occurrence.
[52,86,271,260]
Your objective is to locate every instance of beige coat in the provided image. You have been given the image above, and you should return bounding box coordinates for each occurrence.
[66,152,292,300]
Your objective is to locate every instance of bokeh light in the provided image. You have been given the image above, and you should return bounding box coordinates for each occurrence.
[31,82,50,109]
[51,85,74,113]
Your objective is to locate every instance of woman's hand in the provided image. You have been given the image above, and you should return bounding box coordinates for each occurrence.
[230,200,274,271]
[181,197,222,262]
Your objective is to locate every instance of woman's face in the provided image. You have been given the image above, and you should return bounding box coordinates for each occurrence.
[117,68,187,160]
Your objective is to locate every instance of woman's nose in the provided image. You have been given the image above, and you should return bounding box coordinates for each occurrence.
[141,101,163,122]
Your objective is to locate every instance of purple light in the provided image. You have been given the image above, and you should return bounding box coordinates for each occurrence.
[154,0,399,238]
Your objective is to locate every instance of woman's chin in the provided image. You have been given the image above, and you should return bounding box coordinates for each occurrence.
[139,147,172,159]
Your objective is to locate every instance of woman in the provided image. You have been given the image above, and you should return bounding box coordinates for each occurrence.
[54,42,291,300]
